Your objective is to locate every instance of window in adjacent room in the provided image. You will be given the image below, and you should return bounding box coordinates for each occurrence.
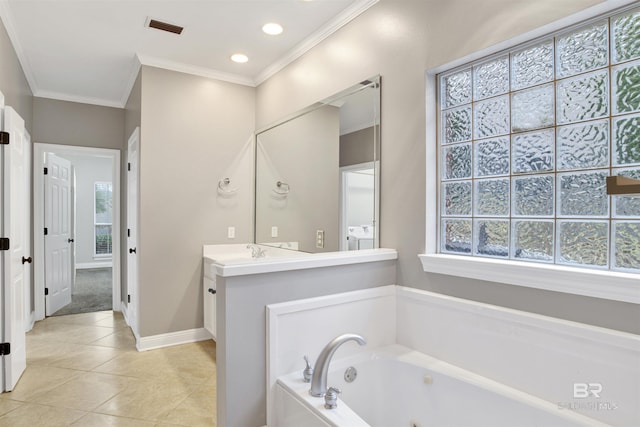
[94,181,113,256]
[436,6,640,274]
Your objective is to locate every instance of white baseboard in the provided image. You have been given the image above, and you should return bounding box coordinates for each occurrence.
[25,310,35,333]
[120,301,141,348]
[76,261,113,269]
[120,300,130,324]
[137,328,212,352]
[119,301,210,352]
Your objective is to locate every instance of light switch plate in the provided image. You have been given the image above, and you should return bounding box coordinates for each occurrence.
[271,226,278,238]
[316,230,324,248]
[228,226,235,239]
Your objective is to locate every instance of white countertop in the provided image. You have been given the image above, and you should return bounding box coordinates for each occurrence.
[203,244,397,277]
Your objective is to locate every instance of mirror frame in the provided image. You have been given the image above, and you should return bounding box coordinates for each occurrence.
[253,75,381,252]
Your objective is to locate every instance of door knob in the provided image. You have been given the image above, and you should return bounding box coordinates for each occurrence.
[68,238,74,243]
[208,288,216,294]
[22,256,33,264]
[129,248,137,254]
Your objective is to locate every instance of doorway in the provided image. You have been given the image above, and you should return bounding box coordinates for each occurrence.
[339,161,378,251]
[33,143,121,321]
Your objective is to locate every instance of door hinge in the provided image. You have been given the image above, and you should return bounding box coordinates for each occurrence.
[127,294,131,303]
[0,238,9,251]
[44,227,48,236]
[45,288,49,296]
[44,167,48,175]
[0,343,10,356]
[127,162,131,171]
[127,229,130,237]
[0,131,9,145]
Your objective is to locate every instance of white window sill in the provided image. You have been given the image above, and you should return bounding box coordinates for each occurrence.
[419,254,640,304]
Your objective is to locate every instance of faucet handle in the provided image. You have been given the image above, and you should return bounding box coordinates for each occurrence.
[303,356,313,382]
[324,387,341,409]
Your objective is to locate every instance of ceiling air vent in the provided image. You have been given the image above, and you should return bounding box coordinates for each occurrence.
[146,18,184,35]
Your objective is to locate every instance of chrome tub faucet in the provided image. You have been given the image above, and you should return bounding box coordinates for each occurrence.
[309,333,366,397]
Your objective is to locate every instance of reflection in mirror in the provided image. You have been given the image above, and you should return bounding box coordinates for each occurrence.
[255,76,380,253]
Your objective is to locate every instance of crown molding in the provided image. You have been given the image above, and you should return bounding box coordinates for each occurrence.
[1,0,378,108]
[0,0,38,96]
[137,54,256,87]
[254,0,379,86]
[119,55,142,108]
[34,89,124,109]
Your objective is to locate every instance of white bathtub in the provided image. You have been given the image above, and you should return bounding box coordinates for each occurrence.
[274,345,608,427]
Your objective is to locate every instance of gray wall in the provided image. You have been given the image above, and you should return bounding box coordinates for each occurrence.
[138,66,255,337]
[256,105,340,252]
[0,18,32,132]
[217,260,397,427]
[256,0,640,334]
[32,98,124,150]
[58,154,113,266]
[340,126,375,167]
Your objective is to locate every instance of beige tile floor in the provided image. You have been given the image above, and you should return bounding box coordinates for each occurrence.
[0,311,217,426]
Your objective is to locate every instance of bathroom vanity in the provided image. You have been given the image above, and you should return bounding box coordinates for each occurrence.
[202,243,397,427]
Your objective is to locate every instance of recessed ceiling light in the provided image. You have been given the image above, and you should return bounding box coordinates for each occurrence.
[231,54,249,63]
[262,23,283,35]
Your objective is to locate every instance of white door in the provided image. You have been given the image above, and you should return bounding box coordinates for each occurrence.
[44,154,72,315]
[70,167,76,294]
[127,128,140,335]
[1,105,28,391]
[23,130,32,331]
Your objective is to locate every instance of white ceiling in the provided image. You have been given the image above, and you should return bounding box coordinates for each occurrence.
[0,0,377,108]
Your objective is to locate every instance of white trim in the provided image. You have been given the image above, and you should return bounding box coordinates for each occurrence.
[120,300,131,327]
[76,261,112,270]
[423,0,640,305]
[0,1,38,97]
[419,254,640,304]
[33,143,121,320]
[120,57,142,107]
[25,310,34,333]
[136,328,212,352]
[137,54,255,87]
[255,0,379,85]
[120,300,138,345]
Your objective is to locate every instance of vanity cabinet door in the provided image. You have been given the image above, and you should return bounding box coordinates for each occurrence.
[204,276,216,340]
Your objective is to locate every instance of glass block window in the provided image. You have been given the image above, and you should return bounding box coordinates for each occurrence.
[437,7,640,273]
[94,182,113,256]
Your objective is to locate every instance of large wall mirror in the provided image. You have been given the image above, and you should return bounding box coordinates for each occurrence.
[255,76,380,253]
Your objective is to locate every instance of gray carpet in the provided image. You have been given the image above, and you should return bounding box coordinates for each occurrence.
[51,268,113,316]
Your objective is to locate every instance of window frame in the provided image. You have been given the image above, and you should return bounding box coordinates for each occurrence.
[94,181,113,258]
[421,0,640,304]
